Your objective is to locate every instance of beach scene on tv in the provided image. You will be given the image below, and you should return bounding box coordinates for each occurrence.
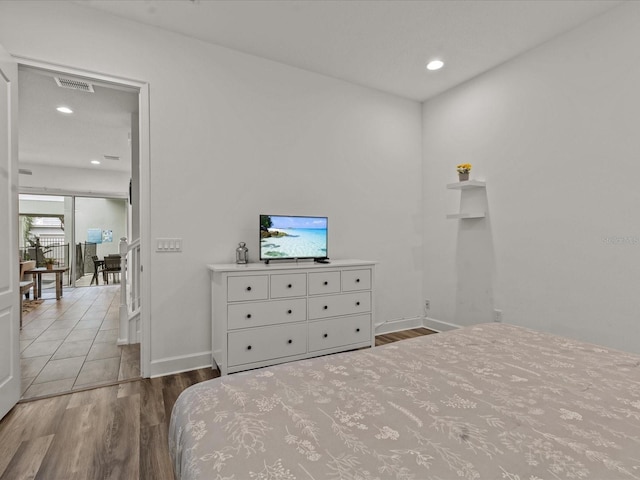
[260,215,328,260]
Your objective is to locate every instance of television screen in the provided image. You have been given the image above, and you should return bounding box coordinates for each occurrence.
[260,215,328,261]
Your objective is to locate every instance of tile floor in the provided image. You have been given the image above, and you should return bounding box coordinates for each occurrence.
[20,281,140,400]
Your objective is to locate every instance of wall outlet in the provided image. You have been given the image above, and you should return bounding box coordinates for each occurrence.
[494,309,503,323]
[424,300,430,310]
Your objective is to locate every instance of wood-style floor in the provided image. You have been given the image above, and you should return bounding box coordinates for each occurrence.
[0,328,435,480]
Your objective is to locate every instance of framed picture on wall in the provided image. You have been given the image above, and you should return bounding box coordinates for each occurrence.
[87,228,102,244]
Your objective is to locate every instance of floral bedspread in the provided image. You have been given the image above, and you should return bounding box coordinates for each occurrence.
[169,323,640,480]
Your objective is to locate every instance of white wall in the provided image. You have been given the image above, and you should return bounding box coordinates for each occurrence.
[74,197,127,258]
[0,1,423,375]
[422,2,640,352]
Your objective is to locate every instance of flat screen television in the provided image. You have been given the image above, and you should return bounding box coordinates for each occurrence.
[260,215,328,263]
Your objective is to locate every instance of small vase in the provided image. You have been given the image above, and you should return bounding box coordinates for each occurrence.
[236,242,248,264]
[46,264,53,270]
[458,172,469,182]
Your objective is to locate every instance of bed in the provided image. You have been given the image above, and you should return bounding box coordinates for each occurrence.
[169,323,640,479]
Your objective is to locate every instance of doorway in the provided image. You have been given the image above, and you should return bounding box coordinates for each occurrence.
[18,194,138,400]
[16,60,149,398]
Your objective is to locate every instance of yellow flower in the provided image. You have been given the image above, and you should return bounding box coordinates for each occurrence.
[456,163,472,173]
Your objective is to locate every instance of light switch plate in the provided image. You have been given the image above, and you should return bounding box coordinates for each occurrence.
[156,238,182,252]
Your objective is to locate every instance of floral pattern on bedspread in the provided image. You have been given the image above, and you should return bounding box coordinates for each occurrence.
[169,323,640,479]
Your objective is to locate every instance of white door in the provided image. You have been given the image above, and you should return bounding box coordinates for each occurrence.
[0,43,20,420]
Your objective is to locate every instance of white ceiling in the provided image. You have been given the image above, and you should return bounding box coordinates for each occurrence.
[81,0,623,102]
[20,0,624,175]
[19,67,138,174]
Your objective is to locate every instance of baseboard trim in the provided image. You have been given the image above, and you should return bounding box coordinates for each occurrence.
[375,316,424,336]
[422,317,461,332]
[149,319,457,378]
[149,351,212,378]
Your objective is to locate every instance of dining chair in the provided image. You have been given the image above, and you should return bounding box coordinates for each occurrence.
[103,255,121,284]
[91,255,104,285]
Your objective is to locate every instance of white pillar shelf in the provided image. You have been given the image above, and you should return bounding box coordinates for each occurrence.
[446,179,486,219]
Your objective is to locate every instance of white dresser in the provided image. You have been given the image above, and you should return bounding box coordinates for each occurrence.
[209,260,376,375]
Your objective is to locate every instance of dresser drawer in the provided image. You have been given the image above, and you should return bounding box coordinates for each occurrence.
[308,292,371,319]
[308,314,371,352]
[227,275,268,302]
[228,298,307,330]
[308,271,340,295]
[342,269,371,292]
[270,273,307,298]
[228,323,307,366]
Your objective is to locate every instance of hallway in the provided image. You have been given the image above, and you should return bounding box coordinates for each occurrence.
[19,284,139,400]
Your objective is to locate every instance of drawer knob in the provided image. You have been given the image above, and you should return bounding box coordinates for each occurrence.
[246,286,252,292]
[323,333,328,338]
[287,284,292,288]
[323,305,328,310]
[288,339,293,344]
[356,301,360,306]
[287,309,292,314]
[356,328,360,332]
[247,345,252,350]
[356,278,360,283]
[246,314,252,319]
[323,281,328,286]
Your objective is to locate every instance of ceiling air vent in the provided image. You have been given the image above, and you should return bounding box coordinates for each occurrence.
[19,168,33,175]
[54,76,95,93]
[103,155,120,161]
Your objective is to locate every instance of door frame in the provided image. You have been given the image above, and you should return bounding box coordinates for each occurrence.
[15,57,151,377]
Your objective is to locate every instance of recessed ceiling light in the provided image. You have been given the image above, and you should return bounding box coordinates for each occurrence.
[426,60,444,71]
[91,160,101,165]
[56,106,73,114]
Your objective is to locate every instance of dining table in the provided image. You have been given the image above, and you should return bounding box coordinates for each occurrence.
[24,266,69,300]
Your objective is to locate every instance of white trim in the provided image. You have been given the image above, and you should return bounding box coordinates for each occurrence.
[138,83,151,378]
[149,351,212,378]
[14,56,147,90]
[147,317,450,378]
[70,196,76,288]
[18,186,128,199]
[422,316,460,332]
[128,311,141,344]
[15,56,152,379]
[374,316,424,335]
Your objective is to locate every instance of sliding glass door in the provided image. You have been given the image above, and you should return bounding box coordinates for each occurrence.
[18,194,71,287]
[19,194,127,288]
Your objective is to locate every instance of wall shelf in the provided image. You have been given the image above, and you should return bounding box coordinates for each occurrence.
[446,180,486,190]
[446,212,485,220]
[447,179,486,219]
